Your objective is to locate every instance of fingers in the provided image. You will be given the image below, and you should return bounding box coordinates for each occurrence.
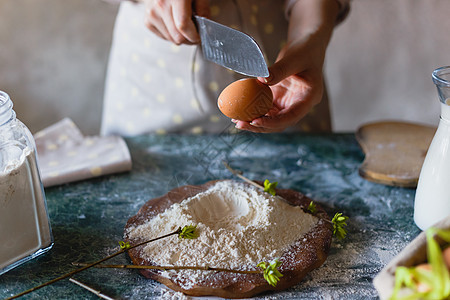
[259,45,308,86]
[232,110,306,133]
[232,120,283,133]
[231,106,299,132]
[232,112,300,133]
[145,10,173,41]
[171,0,200,43]
[144,0,204,45]
[231,75,323,133]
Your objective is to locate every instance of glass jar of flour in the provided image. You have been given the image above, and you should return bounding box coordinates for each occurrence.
[0,91,53,275]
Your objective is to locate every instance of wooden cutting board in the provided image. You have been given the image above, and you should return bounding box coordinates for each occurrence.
[355,121,436,188]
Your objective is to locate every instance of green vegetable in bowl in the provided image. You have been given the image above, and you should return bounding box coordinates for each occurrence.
[391,228,450,300]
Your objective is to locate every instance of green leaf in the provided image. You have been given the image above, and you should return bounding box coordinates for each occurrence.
[178,225,199,239]
[393,267,414,291]
[258,259,283,287]
[256,261,267,270]
[118,241,131,250]
[331,212,348,240]
[307,201,317,214]
[263,179,278,196]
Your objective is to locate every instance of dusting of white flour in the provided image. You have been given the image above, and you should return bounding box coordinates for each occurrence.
[126,180,318,287]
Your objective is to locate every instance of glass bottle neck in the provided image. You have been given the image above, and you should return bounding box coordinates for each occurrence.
[0,91,15,126]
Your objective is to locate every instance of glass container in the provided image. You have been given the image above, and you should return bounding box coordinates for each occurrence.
[414,66,450,230]
[0,91,53,275]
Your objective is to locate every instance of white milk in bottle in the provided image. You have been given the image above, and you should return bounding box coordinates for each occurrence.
[414,66,450,230]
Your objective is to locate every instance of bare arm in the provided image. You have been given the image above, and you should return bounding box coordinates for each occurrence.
[235,0,341,133]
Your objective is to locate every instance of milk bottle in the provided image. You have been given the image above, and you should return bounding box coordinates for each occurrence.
[414,66,450,230]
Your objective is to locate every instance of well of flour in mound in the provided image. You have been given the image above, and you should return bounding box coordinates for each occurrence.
[126,180,319,276]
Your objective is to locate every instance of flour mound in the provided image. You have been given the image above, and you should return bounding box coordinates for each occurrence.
[126,180,318,279]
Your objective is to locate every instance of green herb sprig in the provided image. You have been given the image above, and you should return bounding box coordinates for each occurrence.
[73,260,284,286]
[263,179,278,196]
[331,213,349,240]
[257,259,284,287]
[307,201,317,214]
[7,225,196,300]
[119,241,131,250]
[73,259,284,287]
[179,225,198,239]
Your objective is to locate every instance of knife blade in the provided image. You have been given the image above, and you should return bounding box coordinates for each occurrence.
[194,15,269,78]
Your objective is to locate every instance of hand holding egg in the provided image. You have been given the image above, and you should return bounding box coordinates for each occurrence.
[217,78,273,122]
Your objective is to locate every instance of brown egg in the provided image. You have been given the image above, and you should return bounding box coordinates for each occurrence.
[217,78,273,122]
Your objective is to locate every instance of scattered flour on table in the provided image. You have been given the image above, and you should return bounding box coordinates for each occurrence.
[159,288,191,300]
[126,180,319,287]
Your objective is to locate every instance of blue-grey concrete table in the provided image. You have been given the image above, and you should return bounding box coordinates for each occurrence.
[0,132,421,299]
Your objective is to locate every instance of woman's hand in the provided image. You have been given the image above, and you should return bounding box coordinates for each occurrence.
[143,0,210,45]
[233,41,325,133]
[234,0,340,133]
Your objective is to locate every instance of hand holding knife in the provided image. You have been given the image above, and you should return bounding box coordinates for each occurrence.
[142,0,268,77]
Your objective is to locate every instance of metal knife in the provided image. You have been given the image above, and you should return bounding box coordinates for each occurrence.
[194,15,269,78]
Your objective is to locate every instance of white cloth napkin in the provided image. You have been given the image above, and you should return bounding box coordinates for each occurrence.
[34,118,132,187]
